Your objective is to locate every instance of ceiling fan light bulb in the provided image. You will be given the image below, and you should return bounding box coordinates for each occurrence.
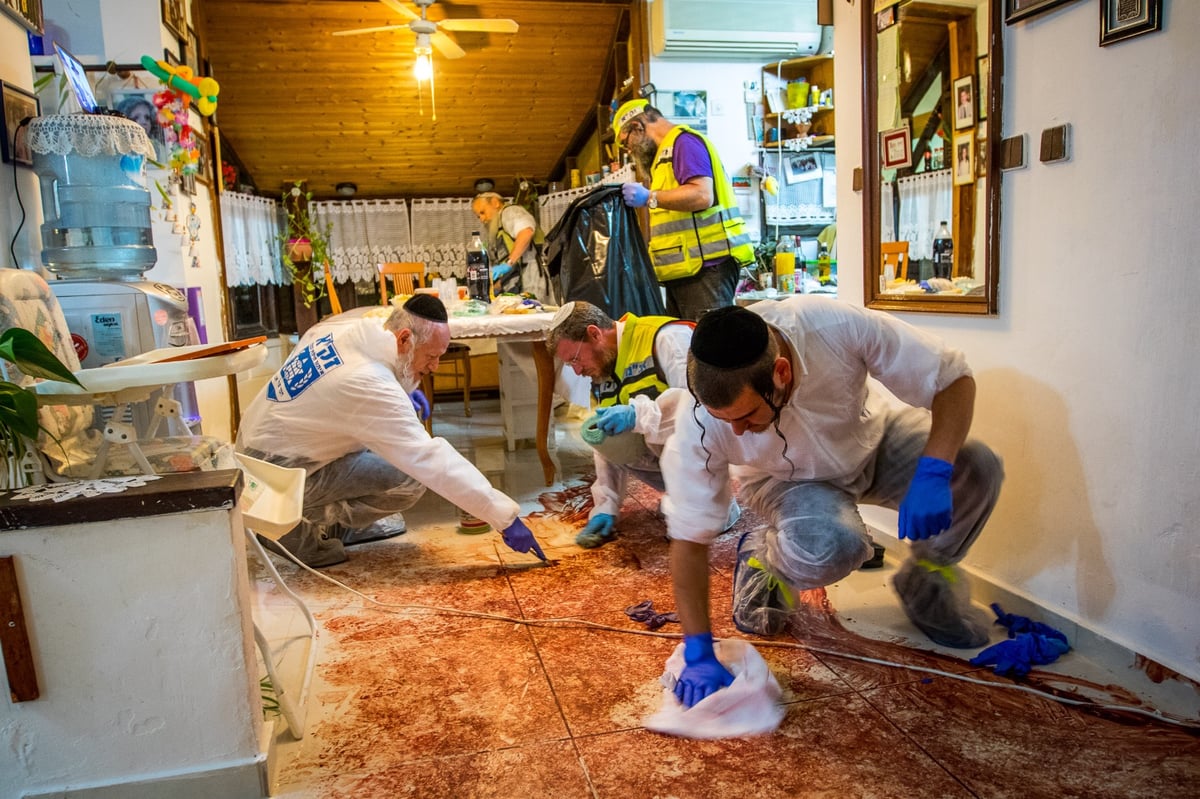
[414,52,432,81]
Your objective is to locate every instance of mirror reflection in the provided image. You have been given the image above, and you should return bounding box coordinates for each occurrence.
[863,0,1000,314]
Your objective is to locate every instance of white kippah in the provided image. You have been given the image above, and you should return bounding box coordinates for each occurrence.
[549,301,576,332]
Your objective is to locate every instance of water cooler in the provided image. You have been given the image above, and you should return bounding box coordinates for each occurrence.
[27,114,199,432]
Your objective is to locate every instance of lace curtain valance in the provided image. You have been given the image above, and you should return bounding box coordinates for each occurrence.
[221,191,284,287]
[894,169,952,261]
[312,199,413,284]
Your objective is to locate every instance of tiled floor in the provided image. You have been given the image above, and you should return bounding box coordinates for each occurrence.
[250,399,1200,798]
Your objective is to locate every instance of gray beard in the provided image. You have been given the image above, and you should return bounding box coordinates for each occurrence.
[632,138,657,176]
[397,356,419,393]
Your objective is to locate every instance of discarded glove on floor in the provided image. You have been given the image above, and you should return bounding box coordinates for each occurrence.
[643,638,784,739]
[968,603,1070,677]
[624,599,678,631]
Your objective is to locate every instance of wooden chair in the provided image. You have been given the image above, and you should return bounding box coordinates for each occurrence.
[880,241,910,288]
[322,261,342,316]
[378,262,472,432]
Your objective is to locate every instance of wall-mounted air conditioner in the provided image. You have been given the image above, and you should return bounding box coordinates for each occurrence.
[650,0,822,59]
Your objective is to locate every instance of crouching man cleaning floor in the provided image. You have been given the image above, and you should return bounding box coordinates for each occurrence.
[237,295,547,568]
[660,299,1004,708]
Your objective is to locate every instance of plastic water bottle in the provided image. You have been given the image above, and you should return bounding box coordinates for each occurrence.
[466,231,491,302]
[932,221,953,280]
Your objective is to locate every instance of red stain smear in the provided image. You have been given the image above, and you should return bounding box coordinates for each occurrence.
[528,475,594,526]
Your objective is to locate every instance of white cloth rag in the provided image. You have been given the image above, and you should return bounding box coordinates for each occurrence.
[642,638,785,739]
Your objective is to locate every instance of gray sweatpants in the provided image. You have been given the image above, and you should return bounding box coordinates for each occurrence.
[736,406,1003,590]
[242,447,426,536]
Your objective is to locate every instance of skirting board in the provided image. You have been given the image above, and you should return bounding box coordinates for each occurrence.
[24,755,268,799]
[864,519,1200,720]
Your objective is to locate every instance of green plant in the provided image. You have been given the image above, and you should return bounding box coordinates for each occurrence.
[275,182,332,308]
[0,328,81,471]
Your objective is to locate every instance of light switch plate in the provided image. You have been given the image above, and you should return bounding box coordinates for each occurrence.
[1040,124,1071,163]
[1000,134,1027,171]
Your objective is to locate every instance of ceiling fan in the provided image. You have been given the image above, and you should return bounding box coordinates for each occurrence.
[332,0,519,60]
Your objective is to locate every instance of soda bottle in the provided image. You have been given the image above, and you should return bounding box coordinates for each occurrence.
[932,221,953,280]
[774,235,795,294]
[466,231,491,302]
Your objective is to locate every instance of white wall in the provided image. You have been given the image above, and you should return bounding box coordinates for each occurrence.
[833,1,1200,682]
[0,0,236,440]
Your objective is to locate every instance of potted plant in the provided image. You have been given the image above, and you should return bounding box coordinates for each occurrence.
[0,328,82,488]
[275,181,332,309]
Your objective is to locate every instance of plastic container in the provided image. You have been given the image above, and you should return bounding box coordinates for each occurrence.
[234,453,306,541]
[30,115,157,279]
[774,235,795,293]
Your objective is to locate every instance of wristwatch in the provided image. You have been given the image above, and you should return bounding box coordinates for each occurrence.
[648,191,659,209]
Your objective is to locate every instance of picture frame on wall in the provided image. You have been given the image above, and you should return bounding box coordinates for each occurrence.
[161,0,186,40]
[0,0,43,35]
[185,27,202,76]
[108,88,169,161]
[880,124,912,170]
[953,75,975,130]
[1,81,40,167]
[1100,0,1161,46]
[1005,0,1077,25]
[953,130,976,187]
[164,48,181,68]
[976,134,988,179]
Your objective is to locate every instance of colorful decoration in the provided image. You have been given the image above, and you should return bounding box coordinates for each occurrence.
[140,54,221,178]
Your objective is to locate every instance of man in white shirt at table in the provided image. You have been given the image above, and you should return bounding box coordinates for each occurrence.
[238,295,548,568]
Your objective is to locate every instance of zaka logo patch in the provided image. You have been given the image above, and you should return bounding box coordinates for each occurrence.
[267,334,343,401]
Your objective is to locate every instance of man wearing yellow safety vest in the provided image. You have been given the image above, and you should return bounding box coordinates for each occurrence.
[546,300,740,548]
[612,98,755,321]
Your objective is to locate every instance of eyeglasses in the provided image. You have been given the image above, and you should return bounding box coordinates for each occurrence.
[566,339,585,366]
[618,121,642,148]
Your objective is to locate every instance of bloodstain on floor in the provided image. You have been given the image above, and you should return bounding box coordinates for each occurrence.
[265,480,1200,798]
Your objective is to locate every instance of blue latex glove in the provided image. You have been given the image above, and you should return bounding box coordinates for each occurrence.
[501,518,547,561]
[674,633,734,709]
[898,456,954,540]
[622,182,650,207]
[491,263,514,282]
[969,633,1070,677]
[409,389,430,421]
[576,513,616,548]
[594,404,637,436]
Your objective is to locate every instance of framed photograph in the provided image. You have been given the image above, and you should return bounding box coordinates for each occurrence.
[880,125,912,170]
[108,88,169,161]
[783,152,822,184]
[1100,0,1161,46]
[876,5,897,31]
[194,133,211,185]
[1005,0,1078,24]
[0,0,43,35]
[1,82,40,167]
[181,172,196,197]
[953,130,976,186]
[953,75,975,131]
[161,0,186,40]
[976,134,988,179]
[163,48,181,68]
[185,27,202,77]
[976,56,989,121]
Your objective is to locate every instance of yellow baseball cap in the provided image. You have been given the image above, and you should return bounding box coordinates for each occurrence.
[611,98,649,139]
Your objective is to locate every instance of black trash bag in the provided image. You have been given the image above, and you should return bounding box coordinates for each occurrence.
[543,185,665,318]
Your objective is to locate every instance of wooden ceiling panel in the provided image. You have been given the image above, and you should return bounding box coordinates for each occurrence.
[201,0,630,199]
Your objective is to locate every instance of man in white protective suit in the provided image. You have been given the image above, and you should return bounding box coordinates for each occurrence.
[238,294,547,568]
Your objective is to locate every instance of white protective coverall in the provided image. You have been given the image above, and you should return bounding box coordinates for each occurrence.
[239,315,519,532]
[589,319,692,520]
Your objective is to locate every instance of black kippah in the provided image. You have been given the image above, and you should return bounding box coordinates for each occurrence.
[403,293,448,322]
[691,306,769,369]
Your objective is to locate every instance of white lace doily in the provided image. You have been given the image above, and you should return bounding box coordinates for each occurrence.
[27,113,156,160]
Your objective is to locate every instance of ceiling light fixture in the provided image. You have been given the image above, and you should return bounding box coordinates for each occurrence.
[413,32,437,121]
[336,182,357,197]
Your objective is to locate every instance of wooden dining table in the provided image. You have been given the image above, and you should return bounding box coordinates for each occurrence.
[352,307,561,485]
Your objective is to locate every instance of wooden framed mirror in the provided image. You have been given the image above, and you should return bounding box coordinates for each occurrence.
[862,0,1002,314]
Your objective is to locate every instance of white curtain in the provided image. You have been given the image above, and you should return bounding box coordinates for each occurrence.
[894,169,952,260]
[409,198,478,280]
[312,199,414,284]
[220,191,284,287]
